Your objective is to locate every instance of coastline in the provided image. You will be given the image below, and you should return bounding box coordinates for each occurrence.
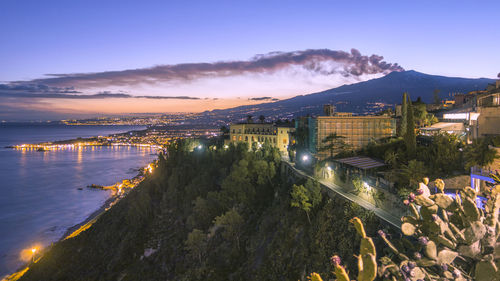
[0,125,160,281]
[61,166,149,241]
[3,160,156,281]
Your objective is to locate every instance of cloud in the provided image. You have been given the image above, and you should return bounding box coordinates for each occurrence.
[248,97,279,101]
[12,48,403,89]
[0,90,200,100]
[0,83,80,93]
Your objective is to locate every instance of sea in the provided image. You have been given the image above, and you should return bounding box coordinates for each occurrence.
[0,123,158,277]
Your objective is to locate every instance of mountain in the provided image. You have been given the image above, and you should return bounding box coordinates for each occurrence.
[202,70,495,122]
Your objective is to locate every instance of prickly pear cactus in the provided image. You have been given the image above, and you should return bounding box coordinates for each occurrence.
[377,179,500,281]
[310,179,500,281]
[328,218,378,281]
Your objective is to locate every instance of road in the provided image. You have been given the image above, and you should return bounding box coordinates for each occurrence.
[283,160,402,229]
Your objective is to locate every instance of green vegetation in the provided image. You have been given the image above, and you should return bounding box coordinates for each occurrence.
[19,139,382,281]
[290,179,322,223]
[465,138,498,169]
[413,97,438,127]
[360,92,498,194]
[319,132,351,158]
[399,92,408,137]
[404,93,417,158]
[312,178,500,281]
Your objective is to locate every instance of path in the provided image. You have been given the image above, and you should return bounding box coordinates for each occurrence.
[283,160,402,229]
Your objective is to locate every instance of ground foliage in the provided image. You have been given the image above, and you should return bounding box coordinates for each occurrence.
[20,140,382,281]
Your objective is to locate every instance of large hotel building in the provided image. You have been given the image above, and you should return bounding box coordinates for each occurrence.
[297,105,396,159]
[229,123,294,153]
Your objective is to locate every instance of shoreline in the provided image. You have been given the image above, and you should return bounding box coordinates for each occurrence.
[63,163,152,240]
[2,126,160,281]
[3,160,157,281]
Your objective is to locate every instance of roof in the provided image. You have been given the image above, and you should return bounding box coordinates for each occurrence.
[335,156,386,170]
[420,122,465,131]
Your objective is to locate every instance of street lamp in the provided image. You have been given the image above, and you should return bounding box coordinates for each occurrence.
[302,155,309,162]
[31,248,37,263]
[363,181,372,192]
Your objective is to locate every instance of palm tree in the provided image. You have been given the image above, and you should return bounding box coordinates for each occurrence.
[465,138,498,170]
[258,115,265,123]
[246,115,253,123]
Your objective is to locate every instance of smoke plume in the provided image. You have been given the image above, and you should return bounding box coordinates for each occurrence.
[19,48,403,89]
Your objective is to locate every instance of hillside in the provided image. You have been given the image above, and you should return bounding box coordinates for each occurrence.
[203,70,494,121]
[17,141,383,281]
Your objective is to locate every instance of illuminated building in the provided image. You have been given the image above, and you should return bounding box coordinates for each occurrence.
[296,105,396,159]
[229,123,294,153]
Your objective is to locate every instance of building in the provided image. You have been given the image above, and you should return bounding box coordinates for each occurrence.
[473,92,500,138]
[420,122,466,137]
[315,115,396,158]
[229,122,294,153]
[323,104,336,116]
[296,105,396,159]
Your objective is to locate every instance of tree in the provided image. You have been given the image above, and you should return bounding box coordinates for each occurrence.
[399,92,408,137]
[291,184,312,223]
[213,208,244,249]
[404,94,416,159]
[433,89,441,105]
[304,179,322,207]
[384,150,398,168]
[465,138,498,169]
[319,133,350,158]
[185,229,208,263]
[220,126,229,135]
[246,115,253,123]
[258,115,265,123]
[290,179,322,223]
[220,159,254,208]
[400,160,426,187]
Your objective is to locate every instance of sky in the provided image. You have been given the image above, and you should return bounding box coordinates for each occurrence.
[0,0,499,120]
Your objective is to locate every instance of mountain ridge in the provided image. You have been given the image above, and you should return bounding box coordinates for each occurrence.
[202,70,495,121]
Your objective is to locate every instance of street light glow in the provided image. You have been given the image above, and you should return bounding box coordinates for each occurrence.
[197,145,202,149]
[302,155,309,161]
[31,248,36,254]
